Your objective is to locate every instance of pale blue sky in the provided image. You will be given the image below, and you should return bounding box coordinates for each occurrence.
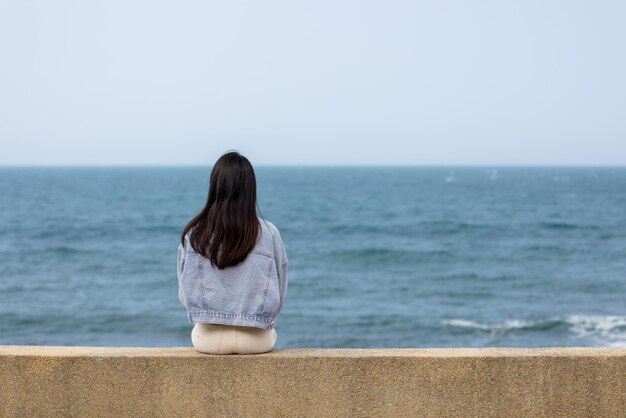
[1,1,625,166]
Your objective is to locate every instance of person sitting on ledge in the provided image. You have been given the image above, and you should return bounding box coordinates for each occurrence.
[177,150,289,355]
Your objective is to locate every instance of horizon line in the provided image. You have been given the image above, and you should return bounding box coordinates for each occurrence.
[1,163,626,168]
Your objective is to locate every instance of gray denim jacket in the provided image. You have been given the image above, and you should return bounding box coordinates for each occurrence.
[177,217,288,329]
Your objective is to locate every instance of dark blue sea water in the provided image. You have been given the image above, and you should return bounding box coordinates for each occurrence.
[1,166,625,348]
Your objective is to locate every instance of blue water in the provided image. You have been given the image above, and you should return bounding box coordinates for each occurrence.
[0,166,625,348]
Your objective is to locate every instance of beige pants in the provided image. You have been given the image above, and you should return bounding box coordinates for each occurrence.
[191,323,277,355]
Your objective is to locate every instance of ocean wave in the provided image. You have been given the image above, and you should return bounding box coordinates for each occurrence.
[134,225,181,234]
[46,246,93,255]
[441,318,554,332]
[441,315,626,346]
[420,221,503,235]
[540,221,601,231]
[327,221,504,237]
[330,247,453,264]
[565,315,626,347]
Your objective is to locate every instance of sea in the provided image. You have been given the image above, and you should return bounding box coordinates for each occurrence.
[0,166,625,348]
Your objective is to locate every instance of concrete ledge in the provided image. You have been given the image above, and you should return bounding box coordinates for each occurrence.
[1,346,625,417]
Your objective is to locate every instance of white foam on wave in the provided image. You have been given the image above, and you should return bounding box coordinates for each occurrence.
[441,314,626,346]
[563,315,626,347]
[441,318,538,331]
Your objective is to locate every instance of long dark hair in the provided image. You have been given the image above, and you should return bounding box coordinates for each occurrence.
[181,150,261,269]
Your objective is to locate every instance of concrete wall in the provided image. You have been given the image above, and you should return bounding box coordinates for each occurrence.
[1,346,625,417]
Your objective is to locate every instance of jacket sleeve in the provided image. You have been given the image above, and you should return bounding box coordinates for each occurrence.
[272,226,289,313]
[177,243,186,308]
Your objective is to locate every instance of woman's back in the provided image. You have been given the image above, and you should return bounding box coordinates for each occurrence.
[177,216,289,330]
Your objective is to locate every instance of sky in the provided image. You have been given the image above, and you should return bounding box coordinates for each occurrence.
[0,1,625,166]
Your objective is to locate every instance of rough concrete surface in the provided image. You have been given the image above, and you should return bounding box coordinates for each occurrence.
[0,346,625,417]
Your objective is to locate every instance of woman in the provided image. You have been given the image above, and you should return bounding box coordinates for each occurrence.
[177,150,288,354]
